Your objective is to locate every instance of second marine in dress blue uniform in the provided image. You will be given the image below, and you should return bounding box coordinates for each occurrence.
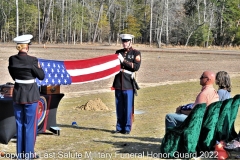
[8,34,45,159]
[112,34,141,134]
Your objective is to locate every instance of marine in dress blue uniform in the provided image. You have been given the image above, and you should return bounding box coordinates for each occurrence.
[112,34,141,134]
[8,34,45,159]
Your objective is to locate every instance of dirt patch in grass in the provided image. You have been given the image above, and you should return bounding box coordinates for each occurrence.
[0,44,240,160]
[76,98,110,111]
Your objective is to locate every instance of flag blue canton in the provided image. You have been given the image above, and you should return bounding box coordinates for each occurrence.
[36,59,72,86]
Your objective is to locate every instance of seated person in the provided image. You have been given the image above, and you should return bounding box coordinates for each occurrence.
[215,71,231,101]
[165,71,219,130]
[177,71,231,111]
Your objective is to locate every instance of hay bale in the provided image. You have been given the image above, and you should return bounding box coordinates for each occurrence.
[76,98,109,111]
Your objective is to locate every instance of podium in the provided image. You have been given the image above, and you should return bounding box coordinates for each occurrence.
[0,97,16,144]
[0,93,64,144]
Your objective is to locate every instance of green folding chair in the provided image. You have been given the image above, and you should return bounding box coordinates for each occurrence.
[228,94,240,141]
[160,103,206,158]
[197,101,222,152]
[215,98,233,142]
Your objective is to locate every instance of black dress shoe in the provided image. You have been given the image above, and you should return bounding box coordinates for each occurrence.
[33,154,40,159]
[113,130,122,134]
[125,131,130,134]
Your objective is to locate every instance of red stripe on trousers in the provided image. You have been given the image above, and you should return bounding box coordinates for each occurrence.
[43,95,51,132]
[34,104,39,145]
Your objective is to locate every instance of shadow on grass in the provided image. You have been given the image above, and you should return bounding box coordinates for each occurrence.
[57,124,114,133]
[54,123,166,158]
[57,124,164,157]
[94,138,163,159]
[111,136,162,143]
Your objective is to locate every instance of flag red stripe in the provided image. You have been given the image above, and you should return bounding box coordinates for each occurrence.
[71,65,120,83]
[64,54,118,69]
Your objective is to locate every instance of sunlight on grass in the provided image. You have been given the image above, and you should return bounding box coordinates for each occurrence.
[30,76,240,160]
[2,76,239,160]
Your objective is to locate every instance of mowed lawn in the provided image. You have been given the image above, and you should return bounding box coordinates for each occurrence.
[1,78,240,160]
[40,78,240,160]
[0,45,240,160]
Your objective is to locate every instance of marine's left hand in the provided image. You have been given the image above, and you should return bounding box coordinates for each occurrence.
[38,62,41,68]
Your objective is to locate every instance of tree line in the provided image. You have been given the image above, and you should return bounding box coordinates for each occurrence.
[0,0,240,47]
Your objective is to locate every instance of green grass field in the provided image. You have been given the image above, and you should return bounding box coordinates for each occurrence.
[26,76,240,160]
[1,78,240,160]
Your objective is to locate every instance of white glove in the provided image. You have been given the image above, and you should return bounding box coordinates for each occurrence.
[118,54,124,63]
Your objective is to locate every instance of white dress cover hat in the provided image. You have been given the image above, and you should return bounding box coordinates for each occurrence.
[13,34,33,44]
[120,34,134,40]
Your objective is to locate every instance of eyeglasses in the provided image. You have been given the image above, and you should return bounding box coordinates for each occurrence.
[200,76,208,79]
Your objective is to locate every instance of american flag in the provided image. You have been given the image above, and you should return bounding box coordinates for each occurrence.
[36,54,120,86]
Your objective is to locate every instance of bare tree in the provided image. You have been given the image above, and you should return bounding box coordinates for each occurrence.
[93,1,104,43]
[185,22,204,46]
[0,1,7,41]
[165,0,169,46]
[16,0,19,36]
[38,0,41,43]
[40,0,53,43]
[149,0,153,46]
[80,0,84,44]
[61,0,65,43]
[117,6,122,45]
[206,2,215,47]
[106,0,116,45]
[156,0,165,48]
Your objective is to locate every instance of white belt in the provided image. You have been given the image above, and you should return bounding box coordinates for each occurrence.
[121,69,133,75]
[15,79,35,84]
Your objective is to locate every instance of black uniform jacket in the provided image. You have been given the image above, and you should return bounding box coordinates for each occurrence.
[8,52,45,104]
[112,47,141,90]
